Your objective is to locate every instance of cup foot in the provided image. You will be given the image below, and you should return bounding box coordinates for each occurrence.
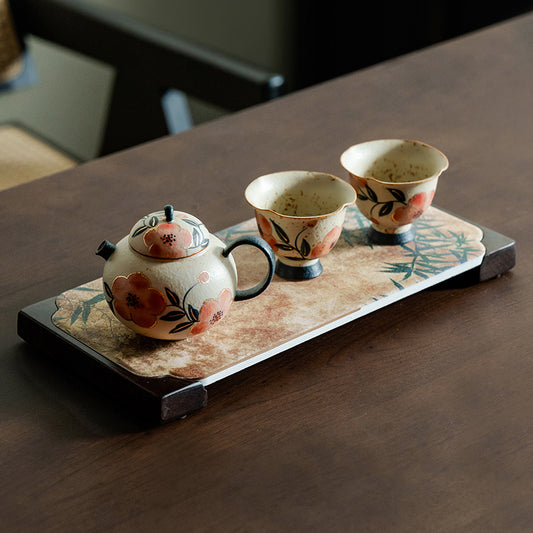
[368,226,415,245]
[275,260,323,280]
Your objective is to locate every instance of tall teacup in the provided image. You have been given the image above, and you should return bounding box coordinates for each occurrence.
[340,139,449,244]
[245,171,355,280]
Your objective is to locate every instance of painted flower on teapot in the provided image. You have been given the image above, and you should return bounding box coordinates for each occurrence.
[96,205,275,340]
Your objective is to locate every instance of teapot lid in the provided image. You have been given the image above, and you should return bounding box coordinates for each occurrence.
[128,205,209,259]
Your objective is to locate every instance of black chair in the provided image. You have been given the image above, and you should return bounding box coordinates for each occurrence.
[0,0,285,188]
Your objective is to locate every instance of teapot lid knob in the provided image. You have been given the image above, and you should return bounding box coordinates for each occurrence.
[164,204,174,222]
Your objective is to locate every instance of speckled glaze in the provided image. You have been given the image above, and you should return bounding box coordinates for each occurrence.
[341,139,448,244]
[96,206,274,340]
[245,171,355,279]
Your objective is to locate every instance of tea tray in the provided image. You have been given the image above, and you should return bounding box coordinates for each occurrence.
[17,207,516,423]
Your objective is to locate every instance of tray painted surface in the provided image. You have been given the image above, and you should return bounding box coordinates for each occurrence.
[51,206,485,386]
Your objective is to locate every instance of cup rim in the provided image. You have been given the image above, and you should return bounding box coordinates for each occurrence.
[340,138,449,185]
[245,170,356,220]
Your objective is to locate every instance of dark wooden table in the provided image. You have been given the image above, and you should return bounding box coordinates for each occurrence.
[2,12,532,531]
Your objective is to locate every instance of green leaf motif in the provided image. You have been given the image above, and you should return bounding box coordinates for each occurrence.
[170,321,194,334]
[165,287,180,307]
[82,304,91,323]
[183,218,199,227]
[391,279,404,291]
[160,310,186,321]
[378,202,394,217]
[188,304,199,322]
[382,221,481,290]
[132,215,159,237]
[300,238,311,257]
[272,220,290,244]
[192,227,201,247]
[69,292,106,326]
[388,188,406,202]
[85,293,106,306]
[366,185,378,202]
[132,225,149,238]
[70,306,82,326]
[413,269,430,279]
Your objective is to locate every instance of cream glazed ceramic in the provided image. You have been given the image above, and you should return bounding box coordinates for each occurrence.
[245,171,356,280]
[341,139,449,244]
[96,205,275,340]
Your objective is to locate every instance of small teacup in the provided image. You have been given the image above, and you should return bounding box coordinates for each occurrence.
[245,171,356,280]
[340,139,449,244]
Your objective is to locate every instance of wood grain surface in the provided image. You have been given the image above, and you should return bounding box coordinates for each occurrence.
[2,13,532,532]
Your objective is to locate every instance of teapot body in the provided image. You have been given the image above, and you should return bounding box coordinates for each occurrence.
[97,205,275,340]
[102,234,238,340]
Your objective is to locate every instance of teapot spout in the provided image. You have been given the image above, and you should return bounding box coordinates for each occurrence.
[96,240,117,260]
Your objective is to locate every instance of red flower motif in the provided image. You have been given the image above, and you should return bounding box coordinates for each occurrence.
[112,272,166,328]
[255,213,278,251]
[190,289,233,335]
[392,190,435,225]
[310,226,342,258]
[143,223,193,258]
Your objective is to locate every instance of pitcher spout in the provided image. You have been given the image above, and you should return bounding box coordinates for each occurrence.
[96,240,117,260]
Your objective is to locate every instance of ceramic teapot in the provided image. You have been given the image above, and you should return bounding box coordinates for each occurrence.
[96,205,275,340]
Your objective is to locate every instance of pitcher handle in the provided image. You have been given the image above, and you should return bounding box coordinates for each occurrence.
[222,235,275,301]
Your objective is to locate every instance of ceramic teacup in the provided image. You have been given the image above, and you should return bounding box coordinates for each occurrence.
[340,139,449,244]
[245,170,356,280]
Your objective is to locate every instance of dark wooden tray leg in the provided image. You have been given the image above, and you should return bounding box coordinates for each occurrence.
[477,225,516,282]
[17,299,208,424]
[444,224,516,287]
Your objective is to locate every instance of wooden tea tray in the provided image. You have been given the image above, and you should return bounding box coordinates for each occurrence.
[17,207,515,423]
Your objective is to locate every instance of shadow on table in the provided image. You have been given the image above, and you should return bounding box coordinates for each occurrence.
[9,341,153,436]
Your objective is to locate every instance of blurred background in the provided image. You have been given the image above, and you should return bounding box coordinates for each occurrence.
[1,0,531,162]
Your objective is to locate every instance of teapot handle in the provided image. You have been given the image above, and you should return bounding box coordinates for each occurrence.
[222,235,275,301]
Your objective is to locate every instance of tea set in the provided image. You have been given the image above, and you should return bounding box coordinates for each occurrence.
[97,139,448,340]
